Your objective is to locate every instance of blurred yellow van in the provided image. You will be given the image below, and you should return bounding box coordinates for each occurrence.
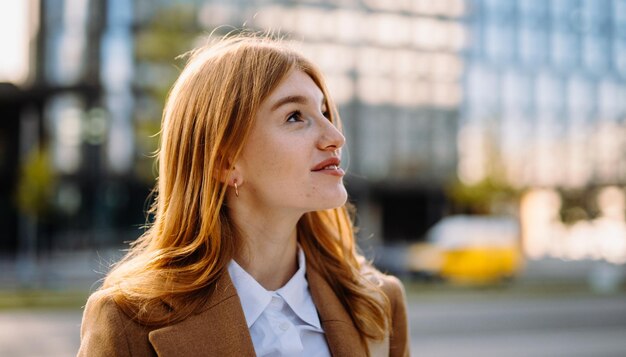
[409,215,523,285]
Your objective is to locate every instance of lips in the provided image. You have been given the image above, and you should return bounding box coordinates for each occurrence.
[311,157,341,172]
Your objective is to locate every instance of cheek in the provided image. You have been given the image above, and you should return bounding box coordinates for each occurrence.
[272,152,306,182]
[248,139,304,182]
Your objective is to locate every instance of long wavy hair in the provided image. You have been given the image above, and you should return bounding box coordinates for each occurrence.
[102,34,390,343]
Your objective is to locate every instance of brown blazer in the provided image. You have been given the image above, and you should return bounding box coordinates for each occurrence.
[77,266,409,357]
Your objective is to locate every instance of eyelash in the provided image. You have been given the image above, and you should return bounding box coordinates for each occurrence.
[286,109,331,123]
[287,111,303,122]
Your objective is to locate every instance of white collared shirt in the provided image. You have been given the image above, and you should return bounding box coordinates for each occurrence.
[227,248,331,357]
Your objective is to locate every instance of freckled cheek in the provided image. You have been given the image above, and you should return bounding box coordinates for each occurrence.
[255,148,295,182]
[248,135,310,192]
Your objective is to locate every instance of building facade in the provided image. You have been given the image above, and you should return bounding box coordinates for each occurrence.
[461,0,626,188]
[2,0,144,254]
[462,0,626,263]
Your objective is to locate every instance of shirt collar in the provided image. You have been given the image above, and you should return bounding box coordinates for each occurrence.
[276,248,322,330]
[227,247,322,330]
[227,259,271,328]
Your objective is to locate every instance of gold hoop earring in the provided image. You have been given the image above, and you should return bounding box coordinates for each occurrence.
[234,181,239,197]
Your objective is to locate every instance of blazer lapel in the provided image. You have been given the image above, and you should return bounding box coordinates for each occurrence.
[148,272,256,357]
[307,267,368,357]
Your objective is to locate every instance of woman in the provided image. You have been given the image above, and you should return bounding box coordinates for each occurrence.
[78,35,409,357]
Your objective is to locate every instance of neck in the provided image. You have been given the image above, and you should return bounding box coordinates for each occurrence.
[228,200,302,291]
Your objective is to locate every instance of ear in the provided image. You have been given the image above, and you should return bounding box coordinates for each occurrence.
[226,167,244,188]
[215,161,244,188]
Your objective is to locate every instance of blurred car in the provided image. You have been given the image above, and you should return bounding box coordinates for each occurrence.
[408,215,523,284]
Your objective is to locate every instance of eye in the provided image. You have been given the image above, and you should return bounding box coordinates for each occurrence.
[287,110,303,123]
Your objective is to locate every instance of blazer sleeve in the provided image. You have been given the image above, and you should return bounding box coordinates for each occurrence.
[382,275,410,357]
[77,290,132,357]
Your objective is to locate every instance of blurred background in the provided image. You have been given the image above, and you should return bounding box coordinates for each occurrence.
[1,0,626,356]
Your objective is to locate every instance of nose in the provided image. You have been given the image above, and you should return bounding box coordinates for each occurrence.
[318,117,345,152]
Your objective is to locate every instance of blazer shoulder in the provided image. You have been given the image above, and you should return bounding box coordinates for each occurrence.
[78,288,128,356]
[82,288,135,325]
[360,265,410,357]
[361,264,406,304]
[380,274,406,304]
[83,287,117,311]
[78,288,153,357]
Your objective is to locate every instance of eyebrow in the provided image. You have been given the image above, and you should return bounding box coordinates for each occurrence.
[270,95,326,111]
[270,95,308,111]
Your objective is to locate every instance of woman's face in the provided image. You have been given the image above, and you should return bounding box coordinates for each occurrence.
[234,69,347,214]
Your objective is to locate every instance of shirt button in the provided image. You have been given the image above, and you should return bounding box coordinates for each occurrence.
[270,297,282,309]
[279,322,290,331]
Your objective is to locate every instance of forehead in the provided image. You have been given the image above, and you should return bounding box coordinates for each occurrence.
[265,69,325,106]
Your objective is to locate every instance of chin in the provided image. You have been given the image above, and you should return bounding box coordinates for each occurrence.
[320,188,348,210]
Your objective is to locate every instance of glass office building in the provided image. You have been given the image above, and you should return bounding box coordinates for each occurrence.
[461,0,626,263]
[461,0,626,188]
[1,0,142,253]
